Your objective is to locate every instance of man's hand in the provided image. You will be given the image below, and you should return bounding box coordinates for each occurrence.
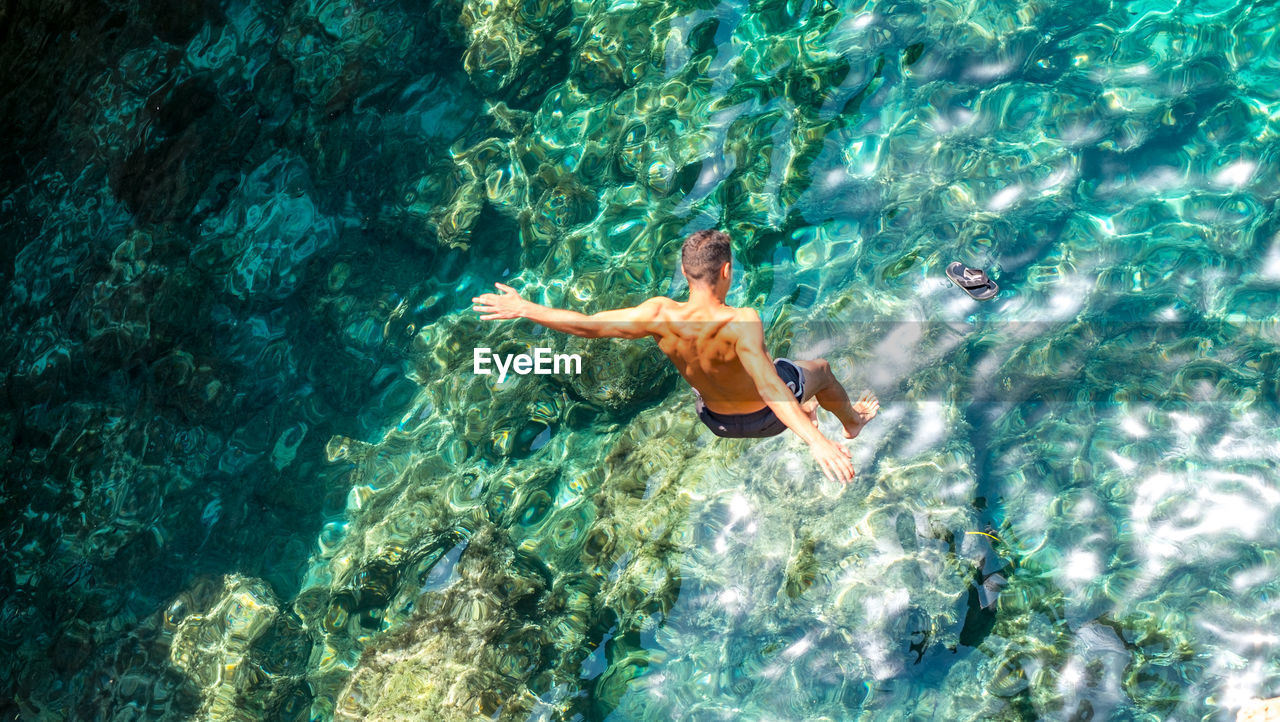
[808,436,855,483]
[472,282,528,320]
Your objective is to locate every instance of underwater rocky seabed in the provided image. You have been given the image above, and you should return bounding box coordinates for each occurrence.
[2,0,1279,718]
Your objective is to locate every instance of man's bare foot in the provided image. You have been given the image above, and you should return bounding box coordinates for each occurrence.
[802,397,820,426]
[842,391,879,439]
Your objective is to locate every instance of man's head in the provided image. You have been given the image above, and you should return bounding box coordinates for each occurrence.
[681,229,732,289]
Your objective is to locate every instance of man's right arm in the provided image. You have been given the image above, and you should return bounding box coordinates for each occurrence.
[733,310,856,483]
[473,282,664,339]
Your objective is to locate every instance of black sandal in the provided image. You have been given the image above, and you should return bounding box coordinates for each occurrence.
[946,262,999,301]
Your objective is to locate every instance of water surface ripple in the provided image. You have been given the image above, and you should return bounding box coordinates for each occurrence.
[2,0,1278,719]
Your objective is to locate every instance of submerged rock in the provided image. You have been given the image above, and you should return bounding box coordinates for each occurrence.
[7,0,1280,719]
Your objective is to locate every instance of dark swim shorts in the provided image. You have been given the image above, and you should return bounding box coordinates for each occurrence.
[695,358,806,438]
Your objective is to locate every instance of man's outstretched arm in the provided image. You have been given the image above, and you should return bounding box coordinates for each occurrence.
[734,309,856,483]
[472,282,662,339]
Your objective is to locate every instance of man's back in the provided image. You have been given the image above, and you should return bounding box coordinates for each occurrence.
[643,297,774,416]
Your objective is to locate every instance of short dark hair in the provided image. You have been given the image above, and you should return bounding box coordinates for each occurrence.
[681,229,731,285]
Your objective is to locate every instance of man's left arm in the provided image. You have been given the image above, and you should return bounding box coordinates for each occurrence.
[473,282,663,339]
[734,309,856,483]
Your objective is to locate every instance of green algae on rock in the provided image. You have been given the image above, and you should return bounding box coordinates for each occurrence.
[4,0,1280,719]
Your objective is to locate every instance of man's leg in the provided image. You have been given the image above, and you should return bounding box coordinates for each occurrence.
[791,358,879,439]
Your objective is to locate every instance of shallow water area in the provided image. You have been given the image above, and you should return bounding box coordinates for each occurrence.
[2,0,1280,719]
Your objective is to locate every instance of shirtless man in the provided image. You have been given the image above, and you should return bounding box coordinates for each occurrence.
[472,229,879,483]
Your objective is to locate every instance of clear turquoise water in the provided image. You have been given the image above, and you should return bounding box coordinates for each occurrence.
[2,0,1279,719]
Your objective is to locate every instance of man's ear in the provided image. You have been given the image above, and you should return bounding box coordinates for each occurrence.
[720,262,732,279]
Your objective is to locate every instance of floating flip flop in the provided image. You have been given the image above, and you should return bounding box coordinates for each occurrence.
[946,262,999,300]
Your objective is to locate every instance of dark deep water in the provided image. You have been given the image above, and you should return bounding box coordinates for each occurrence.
[1,1,500,716]
[3,0,1280,719]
